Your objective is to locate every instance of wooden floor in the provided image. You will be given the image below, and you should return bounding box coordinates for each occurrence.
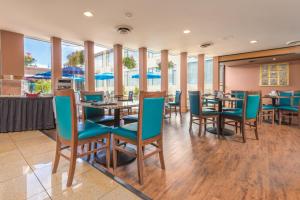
[114,113,300,200]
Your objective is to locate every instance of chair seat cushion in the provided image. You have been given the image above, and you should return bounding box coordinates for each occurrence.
[78,120,110,140]
[111,122,138,140]
[123,114,138,121]
[206,99,218,104]
[222,107,242,112]
[262,104,275,110]
[202,109,219,115]
[88,115,115,123]
[168,102,179,106]
[277,106,299,112]
[222,110,242,118]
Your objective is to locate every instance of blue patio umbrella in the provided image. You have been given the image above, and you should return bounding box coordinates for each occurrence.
[95,72,114,80]
[62,66,84,75]
[132,72,161,79]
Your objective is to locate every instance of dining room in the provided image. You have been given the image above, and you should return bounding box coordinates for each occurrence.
[0,0,300,200]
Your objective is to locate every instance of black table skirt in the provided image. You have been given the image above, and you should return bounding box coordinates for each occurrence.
[0,97,55,133]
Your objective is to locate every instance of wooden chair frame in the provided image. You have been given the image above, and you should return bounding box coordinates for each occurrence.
[189,91,220,137]
[52,89,111,187]
[222,91,261,143]
[168,91,182,118]
[278,90,300,127]
[112,91,166,185]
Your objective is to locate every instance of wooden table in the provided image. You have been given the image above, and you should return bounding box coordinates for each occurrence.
[203,96,243,136]
[80,100,138,127]
[80,100,139,166]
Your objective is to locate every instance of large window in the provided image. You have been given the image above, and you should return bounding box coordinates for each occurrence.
[23,37,51,94]
[62,41,85,92]
[168,54,180,95]
[123,48,139,96]
[204,58,213,93]
[147,50,161,91]
[187,56,198,92]
[94,45,114,95]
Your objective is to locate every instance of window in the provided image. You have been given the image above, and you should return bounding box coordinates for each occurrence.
[187,56,198,92]
[168,54,180,95]
[23,37,51,94]
[147,50,161,91]
[62,41,85,92]
[94,44,114,95]
[204,58,213,93]
[123,48,139,96]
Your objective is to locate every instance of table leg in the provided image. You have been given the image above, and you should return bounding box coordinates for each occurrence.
[114,108,120,127]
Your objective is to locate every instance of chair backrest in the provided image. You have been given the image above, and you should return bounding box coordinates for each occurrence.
[54,89,77,141]
[80,91,105,119]
[242,91,261,120]
[231,90,245,108]
[293,90,300,106]
[175,91,182,104]
[137,91,166,141]
[128,91,134,101]
[278,91,293,106]
[188,91,202,116]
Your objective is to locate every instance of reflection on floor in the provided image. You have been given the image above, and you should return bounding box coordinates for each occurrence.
[0,131,140,200]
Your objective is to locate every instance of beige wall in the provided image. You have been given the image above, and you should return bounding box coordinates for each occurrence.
[225,60,300,95]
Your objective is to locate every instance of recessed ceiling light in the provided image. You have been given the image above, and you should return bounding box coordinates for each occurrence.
[250,40,258,44]
[272,58,277,61]
[83,11,93,17]
[125,12,133,18]
[183,30,191,34]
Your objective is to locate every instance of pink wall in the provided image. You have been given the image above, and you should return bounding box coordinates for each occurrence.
[225,60,300,95]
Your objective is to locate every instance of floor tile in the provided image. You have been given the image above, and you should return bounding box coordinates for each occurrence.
[99,186,141,200]
[0,149,27,166]
[0,160,32,182]
[47,169,118,200]
[0,172,46,200]
[26,191,51,200]
[9,131,44,142]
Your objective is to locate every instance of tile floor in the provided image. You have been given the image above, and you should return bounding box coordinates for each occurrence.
[0,131,141,200]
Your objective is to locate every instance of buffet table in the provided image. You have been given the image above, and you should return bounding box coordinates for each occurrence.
[0,96,55,133]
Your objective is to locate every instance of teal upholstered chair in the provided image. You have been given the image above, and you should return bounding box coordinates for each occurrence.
[122,114,138,123]
[52,89,111,187]
[167,90,182,117]
[223,90,245,111]
[278,91,300,126]
[222,91,261,143]
[188,91,220,137]
[111,91,166,184]
[80,91,114,125]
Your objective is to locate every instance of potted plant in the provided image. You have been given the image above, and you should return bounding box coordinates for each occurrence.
[156,61,175,70]
[123,56,137,70]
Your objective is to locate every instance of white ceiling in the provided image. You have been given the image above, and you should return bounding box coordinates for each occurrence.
[0,0,299,56]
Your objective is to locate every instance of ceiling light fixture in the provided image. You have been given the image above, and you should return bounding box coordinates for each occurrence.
[250,40,258,44]
[83,11,93,17]
[183,30,191,34]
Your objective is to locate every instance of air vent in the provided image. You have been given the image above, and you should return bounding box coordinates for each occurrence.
[286,40,300,46]
[200,42,213,48]
[115,25,133,34]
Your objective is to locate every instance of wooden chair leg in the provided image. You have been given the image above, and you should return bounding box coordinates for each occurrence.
[272,110,275,126]
[112,137,117,173]
[241,123,246,143]
[67,145,78,187]
[204,118,207,135]
[137,146,144,185]
[254,121,259,140]
[52,136,61,174]
[189,115,193,132]
[87,142,92,161]
[198,118,202,136]
[158,139,165,169]
[179,106,182,118]
[279,111,282,125]
[106,135,111,170]
[235,122,238,134]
